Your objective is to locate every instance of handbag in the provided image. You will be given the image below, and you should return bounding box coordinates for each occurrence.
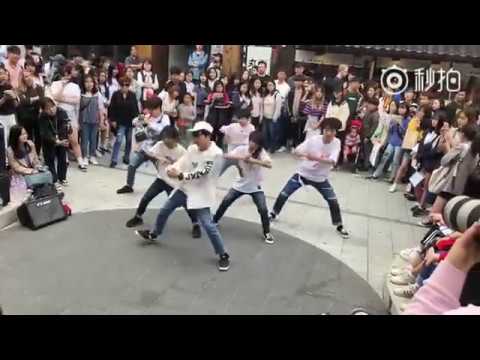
[24,170,54,189]
[429,149,466,195]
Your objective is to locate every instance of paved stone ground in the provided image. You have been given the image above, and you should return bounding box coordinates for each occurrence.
[0,151,426,301]
[0,210,387,315]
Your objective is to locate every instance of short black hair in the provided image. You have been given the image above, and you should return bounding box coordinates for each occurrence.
[7,45,21,55]
[258,60,267,67]
[145,97,162,111]
[161,125,179,140]
[366,97,380,107]
[460,123,478,142]
[39,97,56,110]
[321,117,342,132]
[170,66,182,75]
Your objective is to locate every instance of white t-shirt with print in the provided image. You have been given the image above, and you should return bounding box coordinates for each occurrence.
[296,135,341,183]
[230,145,271,193]
[220,122,255,152]
[147,141,187,188]
[169,142,223,209]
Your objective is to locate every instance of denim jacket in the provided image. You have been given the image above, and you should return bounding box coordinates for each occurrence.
[188,51,209,80]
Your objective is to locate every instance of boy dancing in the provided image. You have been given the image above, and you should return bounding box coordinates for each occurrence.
[269,117,350,239]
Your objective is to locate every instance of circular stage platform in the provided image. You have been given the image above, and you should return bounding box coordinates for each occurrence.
[0,210,387,315]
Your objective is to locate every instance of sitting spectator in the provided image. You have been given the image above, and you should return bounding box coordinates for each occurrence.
[343,121,362,168]
[7,125,53,189]
[404,222,480,315]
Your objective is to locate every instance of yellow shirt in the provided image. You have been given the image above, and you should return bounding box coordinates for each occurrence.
[402,116,422,150]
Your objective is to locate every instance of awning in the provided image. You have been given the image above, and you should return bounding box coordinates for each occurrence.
[318,45,480,62]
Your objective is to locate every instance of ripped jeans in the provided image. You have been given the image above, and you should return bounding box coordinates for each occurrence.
[272,173,343,226]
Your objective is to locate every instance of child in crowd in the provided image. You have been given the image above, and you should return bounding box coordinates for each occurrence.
[218,110,255,176]
[213,131,274,244]
[177,93,196,145]
[343,120,362,168]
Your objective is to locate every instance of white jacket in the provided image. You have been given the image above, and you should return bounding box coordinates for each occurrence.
[326,101,350,132]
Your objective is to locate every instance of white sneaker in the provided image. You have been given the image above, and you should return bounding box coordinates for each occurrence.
[399,247,421,262]
[389,184,397,193]
[89,157,99,165]
[393,284,419,299]
[390,271,416,285]
[390,265,412,277]
[399,303,409,312]
[277,146,287,153]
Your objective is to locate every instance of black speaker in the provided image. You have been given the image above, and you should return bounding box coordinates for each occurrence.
[17,193,67,230]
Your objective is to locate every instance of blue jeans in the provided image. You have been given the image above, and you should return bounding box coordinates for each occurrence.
[262,117,277,153]
[80,122,98,159]
[127,150,155,188]
[373,143,402,179]
[153,190,226,255]
[272,173,343,226]
[111,125,132,165]
[416,263,437,287]
[213,188,270,235]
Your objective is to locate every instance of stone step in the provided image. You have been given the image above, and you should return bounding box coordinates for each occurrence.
[0,201,21,231]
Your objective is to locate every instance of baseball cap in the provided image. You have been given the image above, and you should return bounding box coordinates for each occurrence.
[188,121,213,134]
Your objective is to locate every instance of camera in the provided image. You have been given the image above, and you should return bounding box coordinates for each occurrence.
[443,195,480,233]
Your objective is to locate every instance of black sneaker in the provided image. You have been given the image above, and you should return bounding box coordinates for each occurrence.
[123,158,129,165]
[336,226,350,239]
[117,185,134,194]
[410,205,421,212]
[264,233,275,245]
[218,253,230,271]
[135,229,157,243]
[413,208,428,217]
[110,162,117,168]
[192,224,202,238]
[269,212,278,222]
[126,216,143,228]
[78,164,87,172]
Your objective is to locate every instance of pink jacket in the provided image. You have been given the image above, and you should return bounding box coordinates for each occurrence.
[404,261,480,315]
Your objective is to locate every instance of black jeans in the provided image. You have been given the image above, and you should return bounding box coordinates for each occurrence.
[207,107,230,148]
[136,178,198,224]
[42,143,68,183]
[213,188,270,235]
[272,173,343,226]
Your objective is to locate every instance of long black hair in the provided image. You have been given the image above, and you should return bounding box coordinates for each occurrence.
[8,125,31,159]
[249,130,264,159]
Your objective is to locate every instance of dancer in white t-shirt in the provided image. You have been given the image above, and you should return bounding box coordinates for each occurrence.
[136,121,231,271]
[269,117,350,239]
[218,111,255,176]
[213,131,274,244]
